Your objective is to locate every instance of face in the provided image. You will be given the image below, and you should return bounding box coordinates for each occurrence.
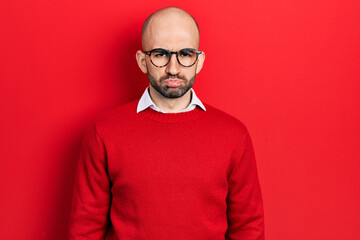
[146,56,196,98]
[136,10,205,99]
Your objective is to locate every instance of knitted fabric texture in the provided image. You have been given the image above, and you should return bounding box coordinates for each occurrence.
[69,100,264,240]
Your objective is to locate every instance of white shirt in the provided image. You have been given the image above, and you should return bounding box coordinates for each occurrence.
[136,87,206,113]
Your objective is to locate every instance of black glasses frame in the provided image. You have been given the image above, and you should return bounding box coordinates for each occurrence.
[143,48,202,68]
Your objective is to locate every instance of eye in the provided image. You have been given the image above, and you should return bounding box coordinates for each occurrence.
[180,49,195,57]
[154,53,166,57]
[152,49,168,58]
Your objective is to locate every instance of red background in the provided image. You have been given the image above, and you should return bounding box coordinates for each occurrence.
[1,0,359,239]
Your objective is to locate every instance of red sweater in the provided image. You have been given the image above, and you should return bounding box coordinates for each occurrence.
[69,100,264,240]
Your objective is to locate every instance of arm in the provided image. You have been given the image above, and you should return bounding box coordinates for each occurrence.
[226,129,265,240]
[68,123,111,240]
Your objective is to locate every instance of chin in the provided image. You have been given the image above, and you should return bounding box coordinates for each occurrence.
[160,90,187,98]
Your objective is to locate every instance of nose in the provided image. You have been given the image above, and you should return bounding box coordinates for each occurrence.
[165,53,180,75]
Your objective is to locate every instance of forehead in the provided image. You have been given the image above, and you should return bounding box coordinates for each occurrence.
[143,12,199,50]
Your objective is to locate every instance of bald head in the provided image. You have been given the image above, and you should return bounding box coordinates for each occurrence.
[141,7,200,50]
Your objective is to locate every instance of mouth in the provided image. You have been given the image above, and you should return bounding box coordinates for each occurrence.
[164,79,183,87]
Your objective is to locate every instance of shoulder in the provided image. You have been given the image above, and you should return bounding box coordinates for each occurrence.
[92,99,139,133]
[202,102,250,136]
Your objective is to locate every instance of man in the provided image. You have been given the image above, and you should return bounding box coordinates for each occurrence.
[69,6,264,240]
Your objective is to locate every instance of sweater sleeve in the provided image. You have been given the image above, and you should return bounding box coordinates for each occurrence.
[68,122,111,240]
[226,129,265,240]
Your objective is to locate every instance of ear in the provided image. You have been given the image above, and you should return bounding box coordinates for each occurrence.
[195,51,205,74]
[136,50,148,74]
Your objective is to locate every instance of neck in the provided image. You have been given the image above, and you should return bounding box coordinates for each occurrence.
[148,86,192,113]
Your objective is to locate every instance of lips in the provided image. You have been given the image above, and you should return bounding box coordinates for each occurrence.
[164,79,182,87]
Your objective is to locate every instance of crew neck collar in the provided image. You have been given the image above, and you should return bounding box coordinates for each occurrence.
[138,104,206,123]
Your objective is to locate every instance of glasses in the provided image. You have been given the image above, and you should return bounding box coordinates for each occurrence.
[143,48,202,68]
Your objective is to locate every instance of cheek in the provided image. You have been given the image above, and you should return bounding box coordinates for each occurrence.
[148,68,165,80]
[183,68,197,79]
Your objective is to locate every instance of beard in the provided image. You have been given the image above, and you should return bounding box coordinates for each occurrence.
[147,71,196,98]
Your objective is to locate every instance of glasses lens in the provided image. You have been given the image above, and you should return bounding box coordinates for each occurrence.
[150,49,169,67]
[178,49,198,67]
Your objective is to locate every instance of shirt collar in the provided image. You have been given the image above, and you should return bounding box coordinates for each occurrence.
[136,87,206,113]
